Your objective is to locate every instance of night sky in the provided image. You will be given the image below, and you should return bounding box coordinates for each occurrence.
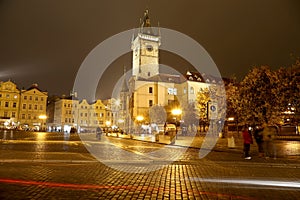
[0,0,300,99]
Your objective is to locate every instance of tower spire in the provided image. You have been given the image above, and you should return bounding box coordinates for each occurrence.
[140,9,153,35]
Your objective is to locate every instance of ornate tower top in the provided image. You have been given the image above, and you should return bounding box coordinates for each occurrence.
[141,9,151,27]
[139,9,156,35]
[132,9,160,79]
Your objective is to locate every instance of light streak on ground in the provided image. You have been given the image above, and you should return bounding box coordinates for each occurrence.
[0,178,254,200]
[189,177,300,189]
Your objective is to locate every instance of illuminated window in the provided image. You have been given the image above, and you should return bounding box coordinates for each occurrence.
[168,88,177,95]
[190,87,194,94]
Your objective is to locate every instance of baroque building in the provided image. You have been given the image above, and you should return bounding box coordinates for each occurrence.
[0,81,48,130]
[0,80,20,128]
[19,84,48,130]
[47,94,114,133]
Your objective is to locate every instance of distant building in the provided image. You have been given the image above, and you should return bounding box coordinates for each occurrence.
[47,94,113,133]
[0,80,20,128]
[0,81,48,130]
[19,84,48,130]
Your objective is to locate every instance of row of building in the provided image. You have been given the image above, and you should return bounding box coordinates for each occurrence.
[0,80,121,133]
[0,81,48,130]
[0,10,222,133]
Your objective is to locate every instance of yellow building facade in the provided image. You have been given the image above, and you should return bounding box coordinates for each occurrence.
[0,80,20,128]
[0,81,48,130]
[48,96,112,133]
[19,84,48,130]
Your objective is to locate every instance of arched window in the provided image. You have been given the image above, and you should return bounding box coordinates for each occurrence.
[190,87,194,94]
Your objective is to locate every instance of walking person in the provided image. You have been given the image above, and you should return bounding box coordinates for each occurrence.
[96,126,102,140]
[262,123,277,159]
[242,126,253,160]
[253,126,264,157]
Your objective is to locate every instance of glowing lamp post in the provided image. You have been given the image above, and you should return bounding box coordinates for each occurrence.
[38,115,47,131]
[136,116,144,135]
[172,109,182,139]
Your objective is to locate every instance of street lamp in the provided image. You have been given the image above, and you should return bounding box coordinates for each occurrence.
[105,121,111,135]
[136,115,144,122]
[171,109,182,116]
[172,109,182,139]
[39,115,47,131]
[105,121,111,127]
[136,115,144,135]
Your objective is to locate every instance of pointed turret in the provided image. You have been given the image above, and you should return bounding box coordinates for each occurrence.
[140,9,154,35]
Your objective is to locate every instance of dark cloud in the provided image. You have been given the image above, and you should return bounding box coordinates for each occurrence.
[0,0,299,98]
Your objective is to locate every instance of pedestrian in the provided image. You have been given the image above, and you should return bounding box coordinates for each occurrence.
[253,126,264,157]
[242,126,253,160]
[262,123,277,159]
[96,127,102,140]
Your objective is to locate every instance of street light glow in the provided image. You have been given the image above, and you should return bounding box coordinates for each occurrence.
[228,117,235,121]
[136,116,144,121]
[39,115,47,120]
[172,109,182,116]
[105,121,111,127]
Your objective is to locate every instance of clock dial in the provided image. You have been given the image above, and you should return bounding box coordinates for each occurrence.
[146,45,153,52]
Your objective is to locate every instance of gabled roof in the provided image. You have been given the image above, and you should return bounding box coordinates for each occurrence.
[26,83,47,92]
[186,71,224,84]
[185,71,205,83]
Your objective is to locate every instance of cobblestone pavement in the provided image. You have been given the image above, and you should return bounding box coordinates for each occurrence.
[0,130,300,199]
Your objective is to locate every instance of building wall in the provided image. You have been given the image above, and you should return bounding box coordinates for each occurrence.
[50,97,111,132]
[130,80,179,122]
[0,81,20,127]
[19,88,48,129]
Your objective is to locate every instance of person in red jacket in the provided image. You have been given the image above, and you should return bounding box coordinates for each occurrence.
[242,126,253,160]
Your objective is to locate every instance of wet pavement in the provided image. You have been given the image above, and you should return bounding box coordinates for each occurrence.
[0,130,300,199]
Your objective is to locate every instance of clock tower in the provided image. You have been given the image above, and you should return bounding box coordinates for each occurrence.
[131,10,161,79]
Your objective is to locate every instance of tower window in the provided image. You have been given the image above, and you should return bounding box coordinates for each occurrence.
[149,87,153,94]
[149,100,153,107]
[190,87,195,94]
[148,72,151,76]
